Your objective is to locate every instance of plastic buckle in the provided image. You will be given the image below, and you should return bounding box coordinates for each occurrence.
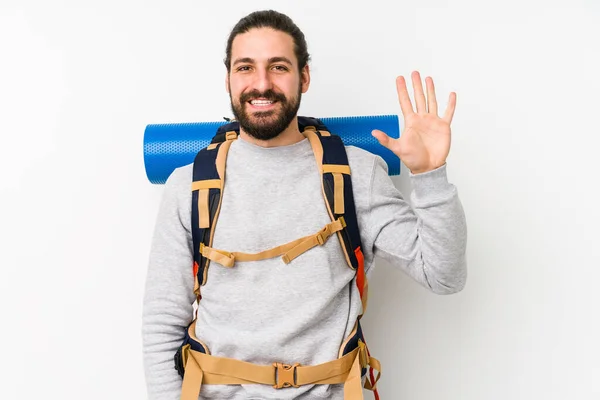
[316,232,325,245]
[273,362,300,389]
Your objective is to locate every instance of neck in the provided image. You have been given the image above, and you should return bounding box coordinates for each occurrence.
[238,116,305,148]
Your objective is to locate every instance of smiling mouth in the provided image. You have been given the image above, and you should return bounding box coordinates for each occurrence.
[248,99,277,108]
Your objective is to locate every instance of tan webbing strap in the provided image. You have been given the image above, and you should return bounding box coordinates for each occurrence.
[363,356,382,391]
[191,350,275,384]
[295,348,358,385]
[322,164,350,215]
[199,218,346,268]
[198,189,210,228]
[282,217,345,264]
[199,243,236,268]
[181,353,203,400]
[194,136,235,286]
[333,172,345,214]
[302,128,354,271]
[323,165,351,175]
[191,180,221,229]
[343,348,364,400]
[191,180,221,191]
[179,346,363,400]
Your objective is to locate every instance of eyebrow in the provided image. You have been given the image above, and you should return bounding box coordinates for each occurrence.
[232,56,293,66]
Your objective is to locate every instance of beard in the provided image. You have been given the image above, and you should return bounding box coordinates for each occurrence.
[229,85,302,141]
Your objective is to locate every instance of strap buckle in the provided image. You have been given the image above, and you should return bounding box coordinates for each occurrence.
[316,231,325,245]
[273,362,300,389]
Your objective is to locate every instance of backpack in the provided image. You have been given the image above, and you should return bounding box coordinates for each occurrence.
[173,116,381,399]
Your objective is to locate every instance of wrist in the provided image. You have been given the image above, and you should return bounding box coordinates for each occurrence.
[409,163,446,175]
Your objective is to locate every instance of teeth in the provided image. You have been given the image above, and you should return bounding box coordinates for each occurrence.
[250,100,274,105]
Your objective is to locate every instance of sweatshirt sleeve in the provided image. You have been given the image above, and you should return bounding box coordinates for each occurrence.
[141,166,195,399]
[367,156,467,294]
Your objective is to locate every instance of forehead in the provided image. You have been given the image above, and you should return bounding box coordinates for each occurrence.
[231,27,297,65]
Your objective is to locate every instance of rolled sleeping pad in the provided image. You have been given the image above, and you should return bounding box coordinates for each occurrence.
[143,114,401,184]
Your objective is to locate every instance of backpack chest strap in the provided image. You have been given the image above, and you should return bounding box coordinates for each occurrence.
[199,218,346,268]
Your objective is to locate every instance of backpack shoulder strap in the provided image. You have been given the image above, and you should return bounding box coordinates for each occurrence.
[299,117,369,315]
[191,126,239,298]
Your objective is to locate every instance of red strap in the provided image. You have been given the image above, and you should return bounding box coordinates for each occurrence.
[193,261,199,278]
[354,246,365,299]
[366,346,380,400]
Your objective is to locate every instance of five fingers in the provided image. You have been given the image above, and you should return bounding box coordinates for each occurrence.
[377,72,457,148]
[396,71,456,123]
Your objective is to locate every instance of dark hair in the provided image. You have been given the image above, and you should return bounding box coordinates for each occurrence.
[224,10,310,72]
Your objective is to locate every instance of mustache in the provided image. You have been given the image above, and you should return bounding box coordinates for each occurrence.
[240,89,287,104]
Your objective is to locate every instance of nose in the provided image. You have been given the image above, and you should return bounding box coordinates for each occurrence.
[251,68,273,93]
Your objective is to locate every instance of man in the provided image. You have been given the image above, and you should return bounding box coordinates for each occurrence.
[142,9,467,400]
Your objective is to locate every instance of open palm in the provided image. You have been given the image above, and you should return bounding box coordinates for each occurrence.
[372,71,457,174]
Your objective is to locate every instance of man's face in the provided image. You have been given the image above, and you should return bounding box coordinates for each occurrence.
[226,28,310,140]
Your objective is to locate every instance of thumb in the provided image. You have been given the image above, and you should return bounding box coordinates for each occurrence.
[372,129,392,149]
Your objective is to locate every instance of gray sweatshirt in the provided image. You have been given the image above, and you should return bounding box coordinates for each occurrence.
[141,136,467,399]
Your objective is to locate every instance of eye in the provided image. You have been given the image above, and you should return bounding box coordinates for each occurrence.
[236,65,251,72]
[273,65,289,71]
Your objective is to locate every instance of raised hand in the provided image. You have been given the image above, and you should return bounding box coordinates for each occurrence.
[372,71,457,174]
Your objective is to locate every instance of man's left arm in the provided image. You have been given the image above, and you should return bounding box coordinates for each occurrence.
[366,158,467,294]
[367,71,467,293]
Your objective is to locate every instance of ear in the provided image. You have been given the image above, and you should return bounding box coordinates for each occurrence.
[225,71,230,93]
[300,64,310,93]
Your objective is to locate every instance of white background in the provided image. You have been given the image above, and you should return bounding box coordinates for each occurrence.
[1,0,599,399]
